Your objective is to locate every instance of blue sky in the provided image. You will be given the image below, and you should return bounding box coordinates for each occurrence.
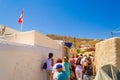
[0,0,120,39]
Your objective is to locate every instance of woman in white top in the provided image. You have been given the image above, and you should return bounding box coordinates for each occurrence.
[75,57,82,80]
[46,53,54,80]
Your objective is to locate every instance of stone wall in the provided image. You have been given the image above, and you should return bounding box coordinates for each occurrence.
[95,37,120,71]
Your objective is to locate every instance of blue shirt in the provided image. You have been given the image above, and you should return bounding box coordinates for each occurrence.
[58,71,68,80]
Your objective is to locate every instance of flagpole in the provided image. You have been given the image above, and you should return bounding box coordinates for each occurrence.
[20,23,23,32]
[21,8,24,32]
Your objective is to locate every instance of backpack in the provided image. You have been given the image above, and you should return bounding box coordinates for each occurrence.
[42,62,47,70]
[84,64,93,75]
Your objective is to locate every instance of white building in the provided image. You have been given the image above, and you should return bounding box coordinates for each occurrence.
[0,25,62,80]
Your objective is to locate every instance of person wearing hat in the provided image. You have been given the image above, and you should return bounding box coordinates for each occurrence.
[56,64,68,80]
[50,58,65,80]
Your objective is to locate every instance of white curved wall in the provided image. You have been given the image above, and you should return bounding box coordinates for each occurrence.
[0,40,62,80]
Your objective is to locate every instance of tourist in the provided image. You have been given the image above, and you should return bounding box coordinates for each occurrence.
[82,57,94,80]
[50,58,65,80]
[46,53,54,80]
[75,57,82,80]
[56,64,68,80]
[69,55,76,79]
[63,56,71,80]
[81,54,87,65]
[74,54,79,64]
[89,54,94,63]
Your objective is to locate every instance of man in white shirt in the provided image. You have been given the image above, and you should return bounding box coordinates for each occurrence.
[80,55,87,65]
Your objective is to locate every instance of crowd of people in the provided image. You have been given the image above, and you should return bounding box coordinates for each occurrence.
[44,53,96,80]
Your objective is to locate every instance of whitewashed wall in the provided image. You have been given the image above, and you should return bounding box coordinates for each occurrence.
[0,40,62,80]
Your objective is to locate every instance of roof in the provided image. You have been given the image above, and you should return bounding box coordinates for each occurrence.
[0,25,18,35]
